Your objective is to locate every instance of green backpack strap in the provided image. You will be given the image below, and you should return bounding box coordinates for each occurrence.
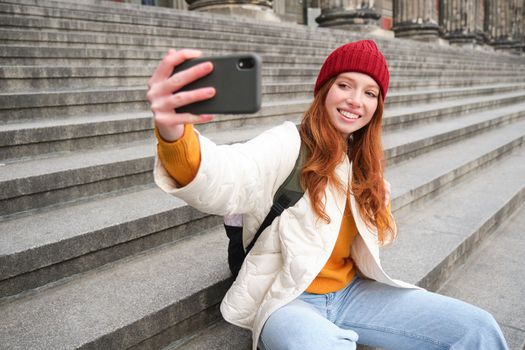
[245,126,306,254]
[272,139,306,206]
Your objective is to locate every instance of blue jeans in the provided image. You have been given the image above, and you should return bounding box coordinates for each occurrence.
[259,276,508,350]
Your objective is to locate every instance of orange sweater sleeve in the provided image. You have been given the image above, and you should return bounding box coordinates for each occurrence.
[155,124,201,187]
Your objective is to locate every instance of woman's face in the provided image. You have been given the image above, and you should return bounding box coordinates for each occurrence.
[324,72,380,138]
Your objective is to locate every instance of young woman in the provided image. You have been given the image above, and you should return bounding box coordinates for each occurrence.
[149,40,508,350]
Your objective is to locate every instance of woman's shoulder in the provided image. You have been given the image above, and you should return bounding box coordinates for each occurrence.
[256,121,301,158]
[255,121,301,147]
[241,121,301,182]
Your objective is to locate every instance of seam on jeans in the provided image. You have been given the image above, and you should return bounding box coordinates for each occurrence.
[327,306,333,322]
[326,293,334,322]
[340,321,451,350]
[260,335,271,350]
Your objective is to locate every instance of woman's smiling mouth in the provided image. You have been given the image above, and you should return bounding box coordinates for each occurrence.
[338,108,360,120]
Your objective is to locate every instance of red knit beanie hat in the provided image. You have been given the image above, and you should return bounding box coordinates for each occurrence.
[314,40,389,101]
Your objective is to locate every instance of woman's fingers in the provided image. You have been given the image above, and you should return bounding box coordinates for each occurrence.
[165,61,214,93]
[151,87,216,113]
[155,111,214,127]
[148,48,216,142]
[178,113,215,125]
[149,61,213,100]
[148,49,203,88]
[148,62,213,102]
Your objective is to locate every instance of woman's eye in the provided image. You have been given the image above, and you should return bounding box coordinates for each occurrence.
[338,83,350,89]
[366,91,378,98]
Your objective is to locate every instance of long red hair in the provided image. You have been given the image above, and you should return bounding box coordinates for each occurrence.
[299,78,395,245]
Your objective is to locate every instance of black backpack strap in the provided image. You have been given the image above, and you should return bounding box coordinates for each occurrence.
[224,224,244,277]
[245,140,306,255]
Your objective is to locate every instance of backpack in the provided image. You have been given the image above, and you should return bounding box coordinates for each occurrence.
[224,141,306,277]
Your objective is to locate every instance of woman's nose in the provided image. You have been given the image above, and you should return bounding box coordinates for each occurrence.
[346,93,363,108]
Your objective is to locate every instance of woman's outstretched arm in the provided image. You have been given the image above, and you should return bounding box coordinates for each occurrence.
[148,49,301,217]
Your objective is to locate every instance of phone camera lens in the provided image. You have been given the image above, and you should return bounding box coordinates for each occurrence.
[238,57,255,70]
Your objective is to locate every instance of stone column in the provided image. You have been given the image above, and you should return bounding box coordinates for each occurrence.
[485,0,517,50]
[521,1,525,52]
[510,0,525,52]
[393,0,440,40]
[273,0,302,23]
[315,0,382,32]
[441,0,486,46]
[172,0,188,9]
[185,0,280,21]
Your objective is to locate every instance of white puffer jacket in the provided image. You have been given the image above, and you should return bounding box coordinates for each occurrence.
[154,121,419,350]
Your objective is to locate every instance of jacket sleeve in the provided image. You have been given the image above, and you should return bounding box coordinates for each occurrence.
[155,124,201,187]
[153,122,301,217]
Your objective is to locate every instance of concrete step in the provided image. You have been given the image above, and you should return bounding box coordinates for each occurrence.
[0,12,332,51]
[1,45,523,93]
[1,0,522,68]
[390,76,525,90]
[2,116,523,300]
[383,147,525,291]
[0,65,154,91]
[0,138,155,217]
[6,47,517,86]
[438,204,525,350]
[201,94,525,144]
[1,26,524,71]
[1,13,524,73]
[0,1,457,54]
[2,100,521,216]
[0,223,233,350]
[3,56,524,91]
[2,44,521,71]
[0,86,148,122]
[382,91,525,130]
[167,141,525,350]
[385,119,525,211]
[4,1,524,56]
[2,85,523,158]
[0,90,309,124]
[0,0,340,46]
[0,111,152,161]
[172,319,381,350]
[0,184,222,301]
[0,27,339,54]
[0,66,305,92]
[2,62,524,91]
[172,320,251,350]
[3,78,524,124]
[386,83,525,108]
[383,102,525,162]
[0,0,491,59]
[0,45,169,67]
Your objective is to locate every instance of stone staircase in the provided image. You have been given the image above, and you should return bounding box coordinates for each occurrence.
[0,0,524,349]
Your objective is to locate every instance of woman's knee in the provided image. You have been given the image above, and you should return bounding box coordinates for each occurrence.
[453,305,508,349]
[260,302,319,350]
[260,301,358,350]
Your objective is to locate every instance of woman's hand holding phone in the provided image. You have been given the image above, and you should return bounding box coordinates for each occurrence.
[147,49,216,142]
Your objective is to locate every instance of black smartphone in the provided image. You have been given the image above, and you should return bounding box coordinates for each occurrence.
[171,53,262,114]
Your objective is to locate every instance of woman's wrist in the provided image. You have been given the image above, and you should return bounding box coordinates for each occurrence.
[157,124,185,142]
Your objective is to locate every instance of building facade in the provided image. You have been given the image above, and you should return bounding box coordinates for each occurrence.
[114,0,525,52]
